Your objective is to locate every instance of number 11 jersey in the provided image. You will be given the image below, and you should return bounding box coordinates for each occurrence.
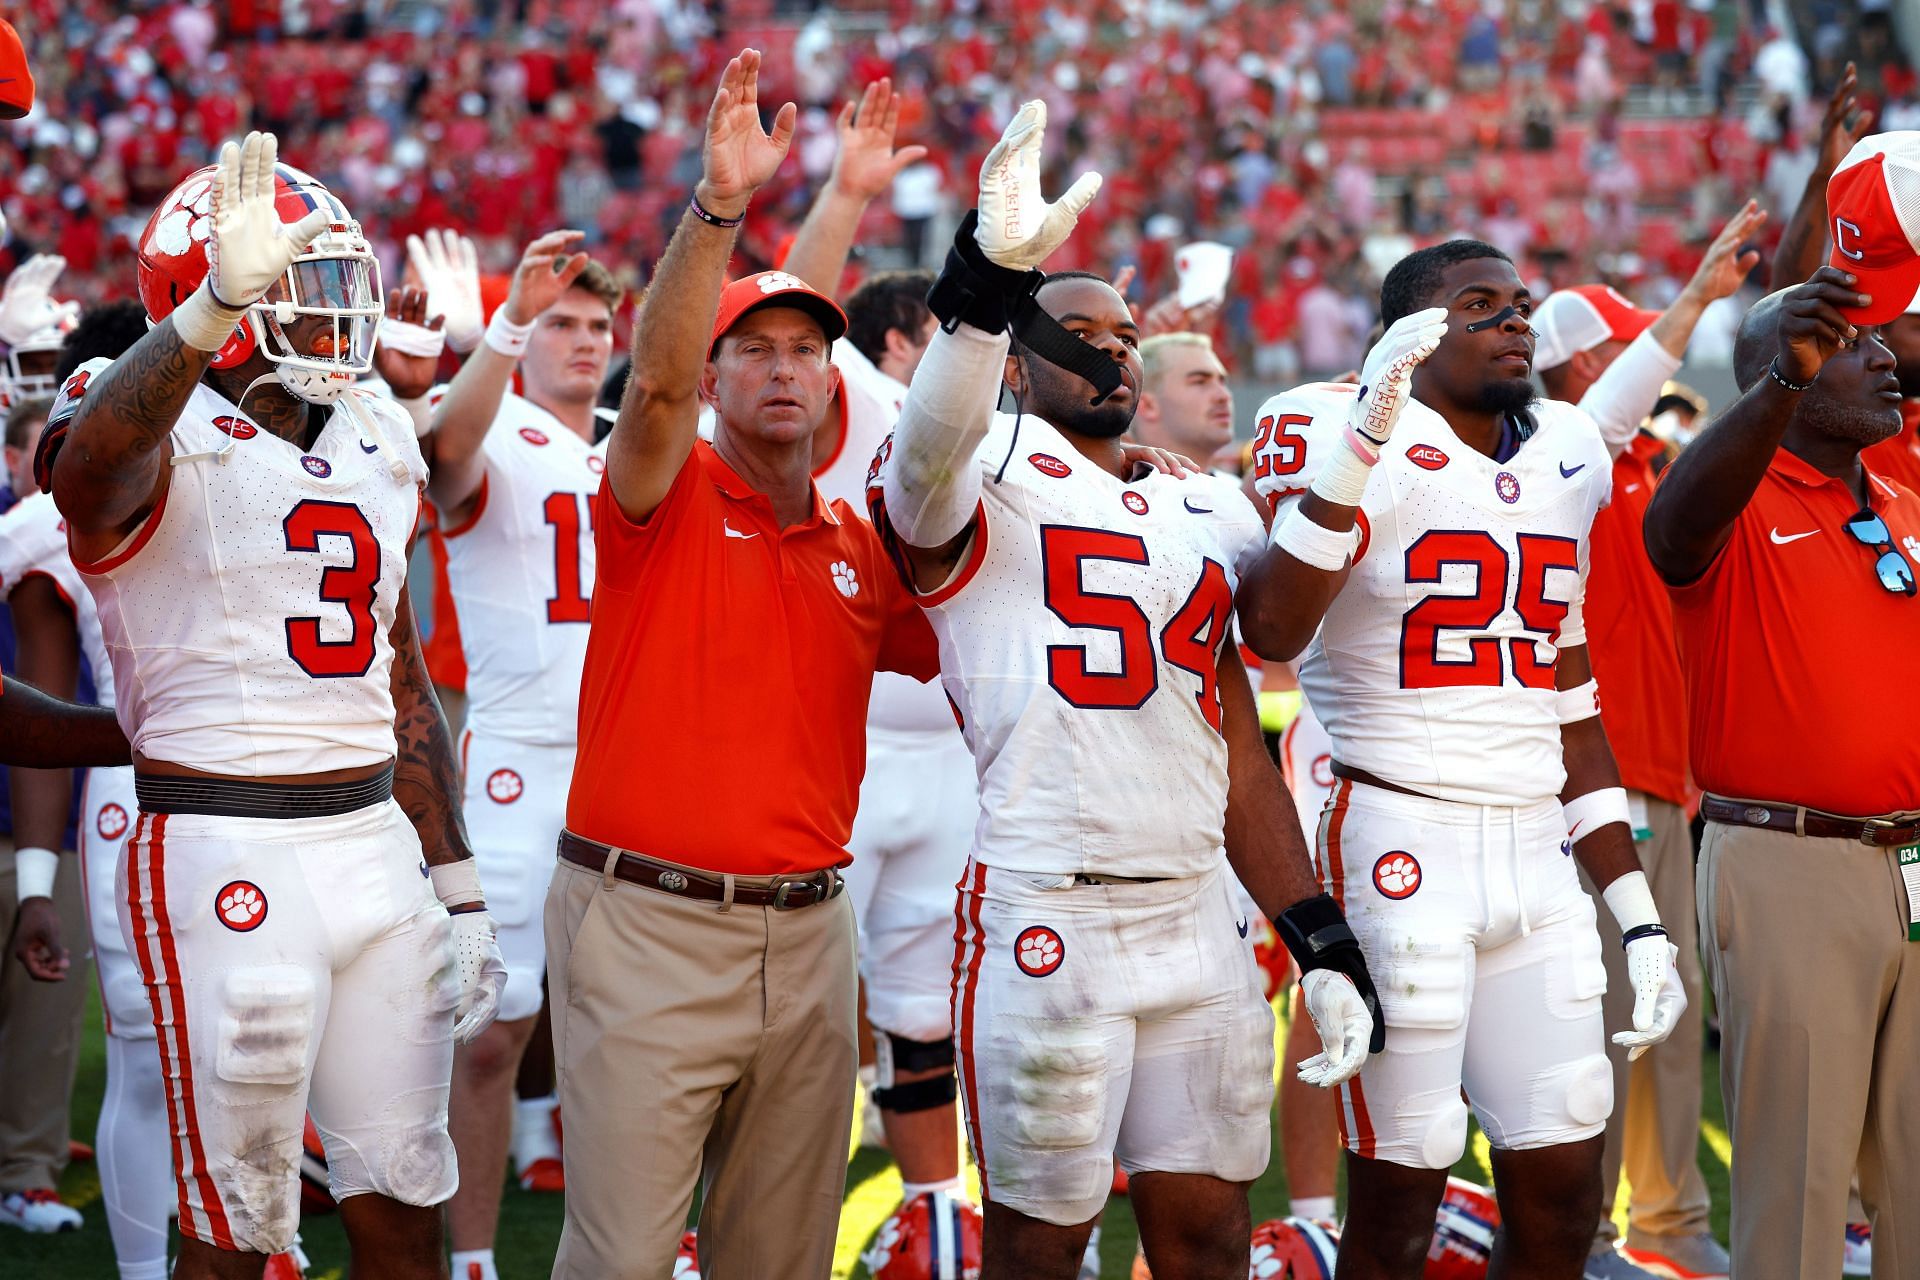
[871,413,1265,879]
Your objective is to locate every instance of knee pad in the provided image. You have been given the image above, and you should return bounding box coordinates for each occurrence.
[1559,1054,1614,1128]
[215,967,317,1089]
[1400,1086,1471,1169]
[324,1114,458,1208]
[874,1073,958,1114]
[873,1031,956,1089]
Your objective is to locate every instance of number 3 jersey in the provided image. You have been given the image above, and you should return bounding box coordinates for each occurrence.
[433,390,604,746]
[48,357,427,776]
[870,413,1265,879]
[1250,384,1611,807]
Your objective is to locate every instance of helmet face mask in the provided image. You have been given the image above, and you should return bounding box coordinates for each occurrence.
[1,335,64,409]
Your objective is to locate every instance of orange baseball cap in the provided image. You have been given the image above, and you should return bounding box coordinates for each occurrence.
[1826,131,1920,326]
[1531,284,1660,370]
[709,271,847,356]
[0,19,34,120]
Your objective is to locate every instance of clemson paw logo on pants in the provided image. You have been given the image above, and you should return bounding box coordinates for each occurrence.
[215,880,269,931]
[1014,925,1064,976]
[1372,852,1422,900]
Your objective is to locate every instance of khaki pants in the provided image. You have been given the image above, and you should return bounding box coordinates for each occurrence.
[1581,795,1712,1244]
[545,854,859,1280]
[1699,819,1920,1280]
[0,836,91,1191]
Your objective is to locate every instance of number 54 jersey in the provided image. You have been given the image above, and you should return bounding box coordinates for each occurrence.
[48,357,427,776]
[870,414,1265,879]
[1250,385,1611,807]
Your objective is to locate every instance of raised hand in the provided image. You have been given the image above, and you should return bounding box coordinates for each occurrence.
[1351,306,1449,454]
[828,78,929,203]
[1683,199,1767,304]
[0,254,77,346]
[697,49,797,218]
[208,131,329,312]
[975,100,1102,271]
[374,284,445,400]
[1816,62,1875,179]
[406,228,484,353]
[503,229,590,326]
[1778,265,1867,385]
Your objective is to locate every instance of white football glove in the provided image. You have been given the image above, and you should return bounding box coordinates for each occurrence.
[0,253,78,346]
[974,100,1102,271]
[1295,968,1374,1088]
[405,228,483,353]
[1350,306,1449,455]
[449,909,508,1045]
[1612,938,1686,1061]
[207,131,330,311]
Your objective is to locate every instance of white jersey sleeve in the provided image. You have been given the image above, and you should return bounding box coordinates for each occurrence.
[0,492,114,707]
[1248,382,1361,517]
[1575,327,1682,460]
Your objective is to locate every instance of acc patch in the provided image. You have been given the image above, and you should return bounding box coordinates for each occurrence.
[1029,453,1072,478]
[213,415,257,440]
[301,455,332,478]
[1372,851,1422,900]
[215,880,269,931]
[519,427,550,447]
[1121,491,1149,516]
[1406,443,1448,470]
[486,768,524,804]
[1494,471,1520,504]
[1014,925,1065,977]
[95,803,129,841]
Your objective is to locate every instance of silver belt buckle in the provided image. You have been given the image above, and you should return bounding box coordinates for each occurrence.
[772,877,818,909]
[1858,817,1897,847]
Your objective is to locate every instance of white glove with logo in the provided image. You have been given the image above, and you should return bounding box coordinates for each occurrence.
[1295,968,1374,1088]
[1613,938,1686,1061]
[406,228,484,353]
[974,100,1102,271]
[1350,306,1449,456]
[449,909,508,1045]
[0,254,78,346]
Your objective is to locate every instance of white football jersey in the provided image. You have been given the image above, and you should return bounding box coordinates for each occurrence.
[0,491,113,706]
[435,391,603,746]
[1252,384,1609,806]
[49,358,427,776]
[874,413,1266,877]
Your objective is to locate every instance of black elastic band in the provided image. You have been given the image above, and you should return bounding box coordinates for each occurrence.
[1767,358,1813,393]
[1621,922,1669,948]
[688,195,744,229]
[135,764,394,819]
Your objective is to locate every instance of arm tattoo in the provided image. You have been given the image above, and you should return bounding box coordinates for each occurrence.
[388,585,473,867]
[59,318,214,530]
[0,677,132,769]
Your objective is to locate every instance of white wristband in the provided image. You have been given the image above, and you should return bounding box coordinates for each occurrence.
[1564,785,1631,844]
[1600,868,1660,934]
[13,847,59,902]
[393,392,434,439]
[1272,505,1361,573]
[483,310,535,359]
[171,282,250,354]
[1306,428,1381,508]
[1555,678,1601,724]
[379,318,447,359]
[429,859,485,910]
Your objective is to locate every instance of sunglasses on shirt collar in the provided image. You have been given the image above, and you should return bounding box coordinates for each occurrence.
[1843,507,1918,597]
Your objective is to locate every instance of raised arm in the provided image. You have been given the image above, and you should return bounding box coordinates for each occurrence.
[426,230,589,520]
[605,50,796,524]
[1643,266,1865,584]
[1769,64,1872,291]
[54,132,328,552]
[781,78,927,295]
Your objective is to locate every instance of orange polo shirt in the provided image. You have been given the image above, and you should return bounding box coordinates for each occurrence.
[1862,399,1920,494]
[1666,447,1920,816]
[1584,432,1688,806]
[568,441,940,874]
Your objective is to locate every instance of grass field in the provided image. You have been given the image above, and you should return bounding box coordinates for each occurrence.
[0,988,1732,1279]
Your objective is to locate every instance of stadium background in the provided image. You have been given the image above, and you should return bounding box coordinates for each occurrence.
[0,0,1912,1275]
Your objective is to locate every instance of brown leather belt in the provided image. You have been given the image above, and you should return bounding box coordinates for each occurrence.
[1701,796,1920,848]
[557,831,845,909]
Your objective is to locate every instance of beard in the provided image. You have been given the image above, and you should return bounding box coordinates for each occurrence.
[1051,398,1138,438]
[1475,375,1537,416]
[1800,387,1902,446]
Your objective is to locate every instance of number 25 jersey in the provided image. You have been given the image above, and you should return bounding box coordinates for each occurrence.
[871,414,1265,879]
[1251,385,1610,807]
[49,358,427,777]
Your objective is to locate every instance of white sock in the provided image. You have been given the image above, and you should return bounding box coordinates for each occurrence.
[511,1095,560,1169]
[99,1036,173,1279]
[1290,1194,1337,1222]
[450,1248,498,1280]
[900,1175,969,1203]
[1081,1224,1102,1273]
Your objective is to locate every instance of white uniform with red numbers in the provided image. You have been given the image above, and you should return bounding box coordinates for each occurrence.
[1251,382,1614,1169]
[437,390,603,1022]
[0,491,143,1039]
[46,360,458,1254]
[825,340,976,1047]
[876,411,1275,1226]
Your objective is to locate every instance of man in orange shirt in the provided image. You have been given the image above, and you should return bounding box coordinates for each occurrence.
[544,53,939,1279]
[1864,289,1920,492]
[1644,250,1920,1280]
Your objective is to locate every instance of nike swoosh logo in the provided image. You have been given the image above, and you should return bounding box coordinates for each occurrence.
[1184,497,1213,514]
[1559,462,1585,478]
[723,521,759,540]
[1236,918,1249,938]
[1624,483,1642,494]
[360,441,379,453]
[1769,528,1819,545]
